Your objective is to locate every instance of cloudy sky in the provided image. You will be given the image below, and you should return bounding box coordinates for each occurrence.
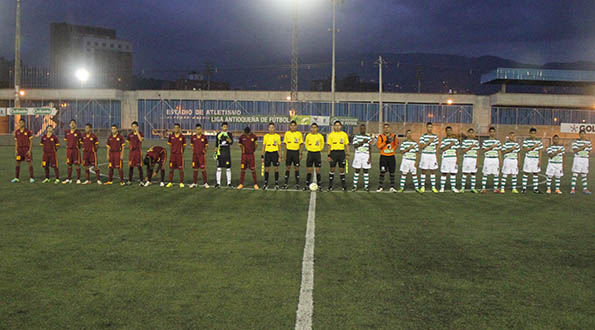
[1,0,593,73]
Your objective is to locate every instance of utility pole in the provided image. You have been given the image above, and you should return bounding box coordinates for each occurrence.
[290,0,298,102]
[377,56,384,134]
[330,0,343,118]
[416,66,423,94]
[14,0,22,107]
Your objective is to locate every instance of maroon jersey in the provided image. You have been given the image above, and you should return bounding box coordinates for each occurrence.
[14,128,33,149]
[146,146,167,163]
[107,134,125,152]
[168,133,186,154]
[41,134,59,154]
[64,129,82,149]
[127,131,144,151]
[191,134,208,155]
[82,133,99,153]
[239,133,257,154]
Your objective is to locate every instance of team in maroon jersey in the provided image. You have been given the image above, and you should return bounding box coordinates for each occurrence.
[12,119,34,183]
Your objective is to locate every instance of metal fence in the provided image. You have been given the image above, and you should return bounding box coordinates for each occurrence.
[491,106,595,126]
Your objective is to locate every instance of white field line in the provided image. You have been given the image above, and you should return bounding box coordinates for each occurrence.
[295,191,317,330]
[89,162,109,178]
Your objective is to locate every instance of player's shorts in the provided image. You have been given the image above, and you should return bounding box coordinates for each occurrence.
[501,158,519,175]
[482,158,500,176]
[285,150,300,167]
[419,153,438,170]
[217,153,232,168]
[379,155,396,173]
[571,157,589,174]
[108,151,123,169]
[329,150,346,168]
[400,158,417,175]
[16,147,32,162]
[546,163,563,178]
[522,157,540,173]
[128,150,142,167]
[192,153,206,169]
[352,152,371,170]
[66,148,81,165]
[241,153,255,170]
[306,151,321,168]
[169,153,184,170]
[440,157,458,174]
[42,153,57,168]
[83,151,98,167]
[462,157,477,174]
[264,151,280,167]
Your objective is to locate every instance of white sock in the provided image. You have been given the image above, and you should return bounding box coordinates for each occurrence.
[226,168,232,185]
[216,168,222,184]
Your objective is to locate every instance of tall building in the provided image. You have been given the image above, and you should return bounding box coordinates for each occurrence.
[50,22,132,89]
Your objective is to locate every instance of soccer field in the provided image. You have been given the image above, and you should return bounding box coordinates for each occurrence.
[1,142,594,329]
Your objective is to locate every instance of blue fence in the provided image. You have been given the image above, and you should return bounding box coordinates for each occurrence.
[491,106,595,126]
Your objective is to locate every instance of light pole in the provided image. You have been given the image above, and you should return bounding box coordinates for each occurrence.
[75,68,89,88]
[14,0,21,108]
[330,0,343,118]
[291,0,298,102]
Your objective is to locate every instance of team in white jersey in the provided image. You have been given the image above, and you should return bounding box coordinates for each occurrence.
[500,132,521,193]
[570,129,592,195]
[481,127,501,193]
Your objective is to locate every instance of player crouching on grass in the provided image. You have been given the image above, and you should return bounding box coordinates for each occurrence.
[143,146,167,186]
[304,123,324,191]
[439,126,460,193]
[545,135,565,194]
[82,123,101,185]
[480,127,502,194]
[282,120,304,190]
[521,127,543,194]
[166,123,186,188]
[398,129,420,192]
[237,127,259,190]
[126,121,144,185]
[327,120,350,191]
[62,119,82,184]
[105,125,126,185]
[190,124,209,189]
[460,128,479,193]
[376,123,398,192]
[499,132,520,193]
[570,129,591,195]
[12,119,34,183]
[40,125,60,184]
[262,122,282,190]
[418,122,439,193]
[351,123,372,192]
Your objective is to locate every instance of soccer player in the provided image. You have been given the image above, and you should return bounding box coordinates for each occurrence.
[398,129,420,192]
[545,135,565,194]
[105,124,125,185]
[570,129,592,195]
[143,146,167,186]
[63,119,82,184]
[126,121,144,185]
[481,127,501,193]
[376,123,398,192]
[499,132,520,193]
[327,120,350,191]
[166,123,186,188]
[190,123,209,189]
[82,123,101,185]
[439,126,460,193]
[262,122,282,190]
[40,125,60,184]
[521,127,543,194]
[351,123,372,192]
[418,122,439,193]
[460,128,479,193]
[12,119,34,183]
[282,120,303,189]
[237,127,259,190]
[304,123,324,191]
[215,122,233,188]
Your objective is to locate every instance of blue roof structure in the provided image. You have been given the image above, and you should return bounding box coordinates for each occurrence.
[480,68,595,86]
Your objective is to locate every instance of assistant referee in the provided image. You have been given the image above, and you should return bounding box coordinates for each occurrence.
[326,120,350,191]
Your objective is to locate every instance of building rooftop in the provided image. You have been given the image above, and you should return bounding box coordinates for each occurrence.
[480,68,595,86]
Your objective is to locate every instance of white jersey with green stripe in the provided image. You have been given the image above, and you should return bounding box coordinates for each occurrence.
[440,137,459,159]
[399,140,418,161]
[501,141,520,159]
[547,145,565,164]
[352,134,371,154]
[461,139,479,159]
[522,138,543,159]
[482,138,501,158]
[418,134,438,154]
[572,139,592,158]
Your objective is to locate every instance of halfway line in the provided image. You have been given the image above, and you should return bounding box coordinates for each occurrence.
[295,191,317,330]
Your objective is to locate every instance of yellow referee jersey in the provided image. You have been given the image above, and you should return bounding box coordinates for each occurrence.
[327,131,349,151]
[305,133,325,152]
[284,131,303,151]
[263,133,281,152]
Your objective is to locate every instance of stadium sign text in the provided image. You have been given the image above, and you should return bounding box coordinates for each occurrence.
[560,123,595,134]
[1,107,58,116]
[209,115,292,124]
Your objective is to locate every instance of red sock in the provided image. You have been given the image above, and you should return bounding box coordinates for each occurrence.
[169,171,174,182]
[54,167,60,179]
[240,169,246,185]
[29,164,34,179]
[252,171,258,185]
[76,168,81,180]
[193,171,198,184]
[67,167,72,180]
[15,165,20,179]
[202,170,207,184]
[138,167,143,182]
[45,167,50,179]
[179,170,184,183]
[108,168,114,181]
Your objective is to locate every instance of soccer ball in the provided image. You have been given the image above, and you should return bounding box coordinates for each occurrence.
[309,183,318,191]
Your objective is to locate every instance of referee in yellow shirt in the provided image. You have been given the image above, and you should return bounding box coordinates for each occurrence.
[261,122,281,190]
[304,123,325,191]
[327,120,350,191]
[282,120,304,189]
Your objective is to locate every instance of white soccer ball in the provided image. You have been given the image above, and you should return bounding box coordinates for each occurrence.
[309,183,318,191]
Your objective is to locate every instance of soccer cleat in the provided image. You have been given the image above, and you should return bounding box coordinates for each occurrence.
[459,188,465,193]
[555,189,562,195]
[376,186,383,192]
[228,184,234,189]
[546,188,552,194]
[480,189,487,194]
[253,184,260,190]
[584,189,592,195]
[328,187,333,192]
[166,182,173,188]
[76,179,82,184]
[389,187,397,193]
[82,180,90,185]
[262,185,268,190]
[364,186,370,192]
[303,185,309,191]
[62,179,71,184]
[54,179,61,184]
[351,187,358,192]
[139,182,145,187]
[500,188,505,194]
[236,184,244,190]
[120,182,126,186]
[511,189,519,194]
[533,190,541,194]
[126,181,131,186]
[214,184,220,189]
[397,188,404,193]
[432,187,439,193]
[282,184,288,190]
[570,189,575,195]
[521,189,527,194]
[203,183,210,189]
[275,185,279,190]
[493,189,500,194]
[144,181,151,187]
[189,183,196,188]
[105,181,113,185]
[42,178,50,184]
[452,188,460,193]
[11,178,20,183]
[342,187,347,192]
[29,178,35,184]
[419,187,425,193]
[296,185,300,190]
[160,182,165,187]
[179,183,185,188]
[439,188,445,193]
[471,188,478,194]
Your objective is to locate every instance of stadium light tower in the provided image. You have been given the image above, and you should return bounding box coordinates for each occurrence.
[75,68,90,88]
[14,0,22,108]
[330,0,344,118]
[291,0,298,102]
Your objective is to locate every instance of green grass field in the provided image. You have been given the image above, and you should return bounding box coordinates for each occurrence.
[1,140,594,329]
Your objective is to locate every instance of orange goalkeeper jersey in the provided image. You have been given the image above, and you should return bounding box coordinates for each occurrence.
[377,133,398,156]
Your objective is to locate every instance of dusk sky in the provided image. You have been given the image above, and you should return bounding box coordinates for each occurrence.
[1,0,594,74]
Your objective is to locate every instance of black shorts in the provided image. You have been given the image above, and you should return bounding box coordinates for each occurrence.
[264,151,280,167]
[306,152,322,168]
[379,155,396,173]
[217,153,232,168]
[285,150,300,167]
[329,150,346,168]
